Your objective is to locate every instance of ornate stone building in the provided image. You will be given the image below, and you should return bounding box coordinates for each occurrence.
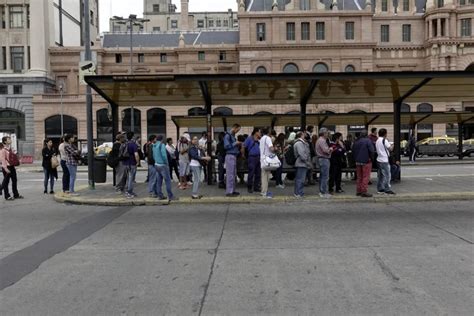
[32,0,474,157]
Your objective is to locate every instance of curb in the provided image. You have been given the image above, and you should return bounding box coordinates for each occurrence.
[54,190,474,206]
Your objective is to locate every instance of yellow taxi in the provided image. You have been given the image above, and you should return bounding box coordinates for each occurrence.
[417,136,457,146]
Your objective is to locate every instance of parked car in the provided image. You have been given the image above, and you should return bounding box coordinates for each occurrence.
[416,137,457,146]
[416,137,458,157]
[463,139,474,157]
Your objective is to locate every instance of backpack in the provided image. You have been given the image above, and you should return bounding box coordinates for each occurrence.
[147,143,156,166]
[285,143,297,166]
[5,148,20,167]
[118,143,130,160]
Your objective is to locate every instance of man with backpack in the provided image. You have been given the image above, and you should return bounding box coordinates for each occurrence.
[107,133,127,194]
[293,132,312,199]
[0,136,23,201]
[243,128,261,194]
[153,135,177,202]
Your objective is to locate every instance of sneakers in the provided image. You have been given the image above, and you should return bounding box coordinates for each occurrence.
[264,192,273,199]
[168,196,179,201]
[319,193,331,199]
[294,194,303,199]
[125,192,136,199]
[226,192,240,197]
[385,190,396,195]
[276,184,285,189]
[158,196,168,201]
[377,191,386,195]
[247,187,253,194]
[192,195,203,200]
[336,189,344,194]
[149,193,158,198]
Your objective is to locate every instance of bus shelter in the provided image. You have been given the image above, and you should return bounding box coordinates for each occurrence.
[85,71,474,185]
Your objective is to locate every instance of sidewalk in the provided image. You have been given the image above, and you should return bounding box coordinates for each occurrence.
[54,172,474,206]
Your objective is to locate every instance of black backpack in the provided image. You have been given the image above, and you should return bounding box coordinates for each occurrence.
[285,143,298,166]
[107,143,120,168]
[119,143,130,160]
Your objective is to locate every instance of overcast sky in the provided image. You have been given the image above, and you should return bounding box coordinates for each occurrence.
[99,0,238,32]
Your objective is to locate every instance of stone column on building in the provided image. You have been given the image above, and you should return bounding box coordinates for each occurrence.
[375,0,381,14]
[180,0,189,31]
[29,0,54,76]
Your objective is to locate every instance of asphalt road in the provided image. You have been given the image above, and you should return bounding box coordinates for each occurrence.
[0,166,473,315]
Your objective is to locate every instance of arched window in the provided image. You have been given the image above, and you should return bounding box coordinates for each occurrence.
[313,62,329,73]
[344,65,355,72]
[400,104,411,140]
[188,107,206,138]
[213,107,233,116]
[417,103,433,140]
[283,63,299,73]
[122,108,141,136]
[45,115,77,143]
[256,66,267,74]
[401,103,411,112]
[0,109,25,140]
[96,108,113,144]
[348,110,366,138]
[147,108,166,138]
[255,111,273,115]
[466,63,474,72]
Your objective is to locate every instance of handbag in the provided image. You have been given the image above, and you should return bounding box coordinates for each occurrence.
[262,154,281,171]
[51,155,60,169]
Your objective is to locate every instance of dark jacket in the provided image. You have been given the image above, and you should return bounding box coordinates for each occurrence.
[42,147,57,170]
[352,137,375,164]
[189,145,203,162]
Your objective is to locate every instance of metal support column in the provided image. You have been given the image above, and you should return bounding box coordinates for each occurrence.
[84,0,95,190]
[300,103,307,130]
[112,103,119,186]
[393,100,402,163]
[458,124,464,160]
[199,81,214,185]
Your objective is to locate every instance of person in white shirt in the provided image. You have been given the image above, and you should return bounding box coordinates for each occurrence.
[58,137,70,193]
[375,128,396,195]
[259,127,274,199]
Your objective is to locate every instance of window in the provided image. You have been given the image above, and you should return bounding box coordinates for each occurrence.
[171,20,178,29]
[27,46,30,70]
[437,0,444,7]
[115,54,122,63]
[10,47,24,73]
[0,85,7,94]
[382,0,388,11]
[96,109,113,144]
[301,22,310,40]
[147,108,167,138]
[9,6,23,28]
[208,19,214,28]
[1,47,6,70]
[402,24,411,42]
[219,51,227,61]
[13,85,22,94]
[460,0,465,4]
[345,22,355,40]
[300,0,311,10]
[257,23,266,41]
[160,53,167,63]
[461,19,472,37]
[316,22,325,40]
[1,6,5,28]
[198,51,205,61]
[26,5,30,28]
[256,66,267,74]
[197,20,204,28]
[286,23,295,41]
[313,63,329,72]
[381,25,390,42]
[121,109,141,136]
[441,19,446,37]
[153,27,161,32]
[113,25,121,32]
[223,20,229,27]
[283,63,299,73]
[344,65,355,72]
[433,21,438,37]
[403,0,410,11]
[153,4,160,12]
[138,53,144,63]
[90,10,94,25]
[45,115,78,139]
[216,19,221,27]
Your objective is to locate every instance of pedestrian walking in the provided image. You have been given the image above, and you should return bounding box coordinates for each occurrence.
[224,124,242,197]
[259,127,275,199]
[124,132,140,198]
[352,130,375,198]
[0,137,23,200]
[243,128,261,193]
[293,132,312,198]
[58,137,70,193]
[376,128,396,195]
[178,133,191,190]
[408,133,417,163]
[166,138,180,181]
[153,135,178,201]
[316,128,333,198]
[42,138,58,194]
[189,136,211,199]
[329,133,346,194]
[64,134,81,196]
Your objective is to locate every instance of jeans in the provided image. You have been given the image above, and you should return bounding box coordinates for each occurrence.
[247,155,261,190]
[391,164,401,181]
[67,164,77,193]
[190,165,202,195]
[294,167,307,197]
[275,163,283,186]
[377,162,391,192]
[148,165,158,195]
[156,164,174,199]
[356,162,372,194]
[60,160,70,192]
[115,162,127,192]
[43,168,55,192]
[318,158,330,194]
[225,154,237,194]
[2,166,19,199]
[126,165,137,194]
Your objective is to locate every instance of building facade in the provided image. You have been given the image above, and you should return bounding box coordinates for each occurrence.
[32,0,474,158]
[0,0,99,156]
[110,0,238,33]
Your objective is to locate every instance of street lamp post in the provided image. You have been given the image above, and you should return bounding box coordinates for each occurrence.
[113,15,149,136]
[59,84,64,136]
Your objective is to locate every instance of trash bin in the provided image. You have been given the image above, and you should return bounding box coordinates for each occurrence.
[94,155,107,183]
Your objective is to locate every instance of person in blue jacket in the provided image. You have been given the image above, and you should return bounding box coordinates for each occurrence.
[153,135,178,202]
